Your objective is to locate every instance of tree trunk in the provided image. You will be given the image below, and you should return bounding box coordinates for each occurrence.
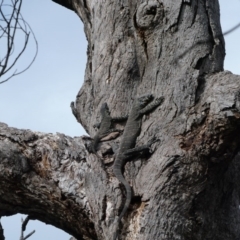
[1,0,240,239]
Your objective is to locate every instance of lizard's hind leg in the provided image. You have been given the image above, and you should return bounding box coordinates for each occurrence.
[124,137,160,157]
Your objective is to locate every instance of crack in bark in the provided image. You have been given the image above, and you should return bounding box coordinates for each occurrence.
[191,0,198,27]
[195,75,206,103]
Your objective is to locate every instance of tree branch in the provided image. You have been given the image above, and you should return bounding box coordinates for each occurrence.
[20,216,35,240]
[0,122,107,239]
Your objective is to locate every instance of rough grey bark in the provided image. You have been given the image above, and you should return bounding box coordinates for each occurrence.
[1,0,240,239]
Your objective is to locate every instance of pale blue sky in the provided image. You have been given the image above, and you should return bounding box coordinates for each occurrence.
[0,0,87,137]
[0,0,239,239]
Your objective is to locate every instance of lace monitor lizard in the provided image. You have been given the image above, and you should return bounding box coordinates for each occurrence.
[112,94,164,240]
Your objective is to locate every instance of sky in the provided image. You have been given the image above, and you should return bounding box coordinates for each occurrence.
[0,0,239,239]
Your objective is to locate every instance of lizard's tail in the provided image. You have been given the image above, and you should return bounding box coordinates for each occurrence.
[113,166,132,240]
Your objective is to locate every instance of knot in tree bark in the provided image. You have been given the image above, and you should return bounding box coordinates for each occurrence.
[136,1,164,29]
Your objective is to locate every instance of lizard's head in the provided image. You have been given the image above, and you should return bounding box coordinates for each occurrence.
[100,102,110,116]
[136,94,153,109]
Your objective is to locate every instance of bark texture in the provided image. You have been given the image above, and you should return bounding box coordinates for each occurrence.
[1,0,240,239]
